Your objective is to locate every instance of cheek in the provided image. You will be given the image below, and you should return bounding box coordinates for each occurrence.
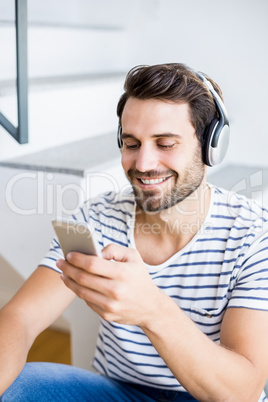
[162,153,182,171]
[181,141,202,165]
[164,146,200,174]
[121,152,133,172]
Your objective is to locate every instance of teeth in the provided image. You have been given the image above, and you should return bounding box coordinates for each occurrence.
[140,178,167,184]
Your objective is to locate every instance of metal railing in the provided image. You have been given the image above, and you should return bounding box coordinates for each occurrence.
[0,0,28,144]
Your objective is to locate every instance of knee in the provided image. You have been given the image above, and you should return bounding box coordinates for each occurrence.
[1,362,69,401]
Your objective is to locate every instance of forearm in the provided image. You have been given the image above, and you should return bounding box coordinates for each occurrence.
[0,266,76,395]
[0,306,33,395]
[141,295,261,401]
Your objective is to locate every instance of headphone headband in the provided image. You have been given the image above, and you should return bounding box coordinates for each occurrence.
[196,72,229,126]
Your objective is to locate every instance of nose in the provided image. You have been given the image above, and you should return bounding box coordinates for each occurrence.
[135,144,158,172]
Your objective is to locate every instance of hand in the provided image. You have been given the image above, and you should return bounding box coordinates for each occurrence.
[56,244,165,327]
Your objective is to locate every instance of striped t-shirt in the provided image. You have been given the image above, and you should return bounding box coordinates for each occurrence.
[40,184,268,400]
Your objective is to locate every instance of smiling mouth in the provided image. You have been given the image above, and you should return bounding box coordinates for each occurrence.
[138,176,171,185]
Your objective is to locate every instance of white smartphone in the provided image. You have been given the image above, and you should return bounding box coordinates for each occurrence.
[52,218,102,258]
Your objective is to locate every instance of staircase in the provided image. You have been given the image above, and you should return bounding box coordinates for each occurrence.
[0,0,128,160]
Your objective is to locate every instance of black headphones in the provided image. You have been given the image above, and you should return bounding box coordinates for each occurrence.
[117,71,230,167]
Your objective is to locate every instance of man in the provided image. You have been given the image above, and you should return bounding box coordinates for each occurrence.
[1,63,268,401]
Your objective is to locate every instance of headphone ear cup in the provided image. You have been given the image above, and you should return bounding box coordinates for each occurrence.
[117,125,123,148]
[202,117,219,166]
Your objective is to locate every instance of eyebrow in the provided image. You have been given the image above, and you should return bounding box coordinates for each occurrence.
[121,133,182,140]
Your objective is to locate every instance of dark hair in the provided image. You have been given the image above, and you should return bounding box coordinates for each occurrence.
[117,63,223,144]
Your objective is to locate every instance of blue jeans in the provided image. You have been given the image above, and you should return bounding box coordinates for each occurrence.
[1,362,197,401]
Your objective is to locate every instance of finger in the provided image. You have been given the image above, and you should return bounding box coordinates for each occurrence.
[58,257,120,297]
[60,273,117,315]
[64,252,117,279]
[101,244,142,263]
[65,252,97,270]
[56,258,65,271]
[85,301,119,323]
[60,272,93,299]
[63,268,116,298]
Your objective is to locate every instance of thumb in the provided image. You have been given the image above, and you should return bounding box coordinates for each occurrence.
[101,244,142,263]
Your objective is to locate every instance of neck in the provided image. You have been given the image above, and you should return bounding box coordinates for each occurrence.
[135,182,211,238]
[134,181,211,265]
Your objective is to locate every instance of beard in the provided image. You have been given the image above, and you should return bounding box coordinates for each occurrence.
[126,148,205,212]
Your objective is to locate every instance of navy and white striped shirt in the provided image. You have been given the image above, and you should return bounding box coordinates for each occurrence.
[40,184,268,400]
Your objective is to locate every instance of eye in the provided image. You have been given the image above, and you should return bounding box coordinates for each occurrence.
[123,141,140,150]
[158,142,176,149]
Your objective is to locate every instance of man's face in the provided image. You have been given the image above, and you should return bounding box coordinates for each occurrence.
[121,97,205,212]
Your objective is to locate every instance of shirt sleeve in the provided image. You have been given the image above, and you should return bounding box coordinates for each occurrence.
[228,231,268,311]
[38,237,64,273]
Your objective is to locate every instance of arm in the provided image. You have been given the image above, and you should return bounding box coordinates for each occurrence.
[142,299,268,401]
[59,245,268,401]
[0,266,75,395]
